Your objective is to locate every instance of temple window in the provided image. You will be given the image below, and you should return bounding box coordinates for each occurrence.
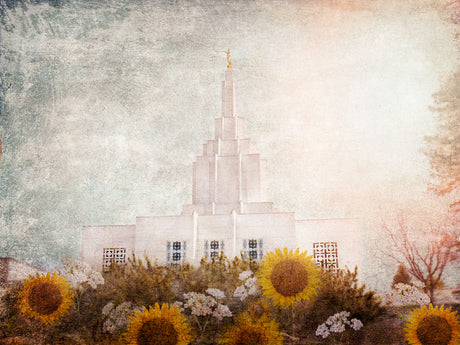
[167,241,186,267]
[205,240,224,259]
[242,239,263,261]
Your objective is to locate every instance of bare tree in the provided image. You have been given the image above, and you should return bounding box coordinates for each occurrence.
[383,214,458,303]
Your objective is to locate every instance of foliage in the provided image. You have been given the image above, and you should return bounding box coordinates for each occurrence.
[383,214,458,303]
[426,72,460,204]
[446,0,460,24]
[51,254,255,344]
[392,264,412,288]
[0,257,403,345]
[302,267,384,328]
[196,254,258,294]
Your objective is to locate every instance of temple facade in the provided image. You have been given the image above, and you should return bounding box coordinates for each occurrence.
[81,65,363,273]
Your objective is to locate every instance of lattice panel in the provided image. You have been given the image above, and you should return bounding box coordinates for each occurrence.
[313,242,338,270]
[103,248,127,272]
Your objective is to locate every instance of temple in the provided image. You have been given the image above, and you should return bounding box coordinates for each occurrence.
[81,62,363,273]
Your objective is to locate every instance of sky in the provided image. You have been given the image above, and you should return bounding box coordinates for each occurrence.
[1,0,459,289]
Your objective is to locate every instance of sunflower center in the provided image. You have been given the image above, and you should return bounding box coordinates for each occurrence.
[28,282,63,315]
[416,315,453,345]
[270,259,309,296]
[136,317,178,345]
[235,328,268,345]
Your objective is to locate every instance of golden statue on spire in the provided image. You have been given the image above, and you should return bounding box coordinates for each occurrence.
[224,48,232,69]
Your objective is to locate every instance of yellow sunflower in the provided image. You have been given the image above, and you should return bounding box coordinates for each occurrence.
[126,303,193,345]
[404,304,460,345]
[17,272,74,325]
[218,312,283,345]
[257,248,320,307]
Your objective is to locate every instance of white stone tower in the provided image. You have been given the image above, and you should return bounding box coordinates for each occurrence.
[182,65,275,216]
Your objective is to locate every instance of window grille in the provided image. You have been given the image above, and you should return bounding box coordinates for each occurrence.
[205,240,224,259]
[248,239,257,249]
[313,242,338,271]
[172,252,181,261]
[167,241,186,267]
[242,239,263,261]
[103,248,127,272]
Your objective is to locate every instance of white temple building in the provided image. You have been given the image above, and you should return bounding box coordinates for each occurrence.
[81,62,363,273]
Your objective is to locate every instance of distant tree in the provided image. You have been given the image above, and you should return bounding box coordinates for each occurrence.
[426,72,460,210]
[446,0,460,24]
[383,213,458,303]
[391,264,412,288]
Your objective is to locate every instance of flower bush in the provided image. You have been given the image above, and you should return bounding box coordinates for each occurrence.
[61,258,104,290]
[315,311,364,340]
[0,249,441,345]
[233,270,260,301]
[382,282,430,308]
[292,266,383,341]
[101,301,140,334]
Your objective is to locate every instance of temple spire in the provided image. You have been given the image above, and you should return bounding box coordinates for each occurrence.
[221,50,236,117]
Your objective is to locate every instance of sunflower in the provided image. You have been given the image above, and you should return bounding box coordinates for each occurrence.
[218,312,283,345]
[404,304,460,345]
[257,248,320,307]
[17,272,74,325]
[126,303,193,345]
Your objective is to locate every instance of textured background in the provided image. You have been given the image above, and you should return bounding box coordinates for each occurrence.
[1,0,458,289]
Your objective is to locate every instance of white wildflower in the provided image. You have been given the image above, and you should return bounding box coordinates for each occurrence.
[412,280,425,289]
[239,270,253,281]
[206,288,226,300]
[102,302,114,316]
[183,292,217,316]
[233,285,248,301]
[385,283,430,306]
[234,271,260,300]
[248,284,260,296]
[316,311,363,339]
[316,323,330,338]
[245,277,257,289]
[349,318,363,331]
[103,320,115,334]
[382,290,395,305]
[212,304,232,321]
[62,257,104,290]
[102,302,135,334]
[329,322,346,333]
[171,301,184,310]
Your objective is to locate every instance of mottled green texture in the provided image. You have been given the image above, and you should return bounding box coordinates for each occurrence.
[0,0,458,291]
